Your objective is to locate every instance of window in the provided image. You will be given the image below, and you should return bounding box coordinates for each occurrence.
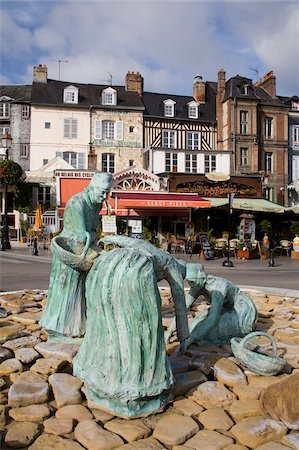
[264,117,273,138]
[0,126,10,136]
[240,111,248,134]
[163,99,175,117]
[291,101,299,110]
[45,122,51,129]
[0,102,10,118]
[21,105,30,118]
[162,130,176,148]
[129,126,134,133]
[43,159,48,166]
[241,84,249,95]
[102,88,117,105]
[38,186,51,205]
[186,154,197,173]
[240,147,249,166]
[102,153,115,173]
[102,120,115,139]
[187,132,200,150]
[63,85,79,104]
[95,120,123,140]
[188,105,198,119]
[20,144,29,158]
[204,154,216,173]
[63,118,77,139]
[129,160,134,166]
[57,151,85,169]
[165,153,178,172]
[265,152,273,173]
[293,126,299,145]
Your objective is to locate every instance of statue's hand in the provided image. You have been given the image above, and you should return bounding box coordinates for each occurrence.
[174,339,189,357]
[100,235,135,247]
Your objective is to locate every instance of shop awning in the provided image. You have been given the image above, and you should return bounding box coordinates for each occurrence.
[112,191,210,208]
[203,197,285,213]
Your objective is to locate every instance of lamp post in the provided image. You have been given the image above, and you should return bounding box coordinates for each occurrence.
[223,192,234,267]
[1,132,12,250]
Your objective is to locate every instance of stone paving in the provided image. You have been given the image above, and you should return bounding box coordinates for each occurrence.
[0,288,298,449]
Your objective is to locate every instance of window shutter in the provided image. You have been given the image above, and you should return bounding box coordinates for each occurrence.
[64,119,70,138]
[95,120,102,139]
[71,119,78,138]
[115,121,123,140]
[78,152,85,169]
[56,151,63,158]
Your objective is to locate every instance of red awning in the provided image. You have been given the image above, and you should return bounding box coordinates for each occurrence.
[112,191,210,209]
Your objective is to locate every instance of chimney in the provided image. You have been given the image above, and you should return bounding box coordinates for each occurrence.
[217,69,226,150]
[33,64,48,83]
[193,75,206,103]
[125,71,143,95]
[259,70,276,97]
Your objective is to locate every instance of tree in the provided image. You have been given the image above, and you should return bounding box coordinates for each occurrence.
[0,159,23,185]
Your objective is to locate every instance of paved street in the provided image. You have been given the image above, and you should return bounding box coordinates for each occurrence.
[0,242,298,294]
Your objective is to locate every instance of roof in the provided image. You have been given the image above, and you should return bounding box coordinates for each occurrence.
[0,85,32,103]
[31,79,144,109]
[142,81,217,122]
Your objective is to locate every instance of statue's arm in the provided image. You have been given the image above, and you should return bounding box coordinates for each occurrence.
[100,235,136,247]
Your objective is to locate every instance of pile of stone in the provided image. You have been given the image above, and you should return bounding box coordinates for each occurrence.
[0,288,298,449]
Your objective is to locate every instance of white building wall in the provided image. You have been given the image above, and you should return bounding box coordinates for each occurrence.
[152,150,165,173]
[30,106,90,170]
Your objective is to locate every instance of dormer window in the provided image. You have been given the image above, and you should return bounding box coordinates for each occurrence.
[163,99,175,117]
[241,84,249,95]
[63,85,79,104]
[102,87,117,105]
[188,101,198,119]
[291,101,299,110]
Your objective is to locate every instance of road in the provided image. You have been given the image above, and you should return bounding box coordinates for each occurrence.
[0,244,298,294]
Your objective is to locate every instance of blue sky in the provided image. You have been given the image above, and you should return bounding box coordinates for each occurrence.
[1,0,298,97]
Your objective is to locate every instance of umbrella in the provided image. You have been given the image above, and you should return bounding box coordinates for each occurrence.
[34,204,43,230]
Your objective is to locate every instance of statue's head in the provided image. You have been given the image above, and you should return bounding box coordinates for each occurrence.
[87,172,112,204]
[185,263,207,287]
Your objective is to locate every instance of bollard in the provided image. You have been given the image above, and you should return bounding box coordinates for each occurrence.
[32,236,38,256]
[269,249,275,267]
[1,231,5,251]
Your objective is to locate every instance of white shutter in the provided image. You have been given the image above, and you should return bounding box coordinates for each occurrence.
[56,151,63,158]
[115,121,123,140]
[64,119,70,138]
[78,152,85,169]
[95,120,102,139]
[71,119,78,139]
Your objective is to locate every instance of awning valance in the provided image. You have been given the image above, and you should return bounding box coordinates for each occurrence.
[112,191,210,208]
[203,197,285,213]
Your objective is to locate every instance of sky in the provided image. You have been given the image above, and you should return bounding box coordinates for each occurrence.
[0,0,298,97]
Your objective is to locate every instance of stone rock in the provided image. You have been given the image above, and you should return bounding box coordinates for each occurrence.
[248,375,286,389]
[0,389,8,405]
[5,421,40,448]
[0,346,14,362]
[105,418,151,442]
[35,341,80,362]
[254,443,291,449]
[75,419,124,449]
[9,404,51,422]
[173,370,207,397]
[230,416,287,448]
[153,413,199,446]
[0,377,6,389]
[0,404,6,426]
[48,373,82,408]
[91,408,114,424]
[118,437,166,449]
[3,335,40,350]
[232,384,261,400]
[0,358,23,376]
[172,398,204,416]
[14,347,40,364]
[183,429,233,450]
[43,417,74,435]
[8,382,50,407]
[10,370,48,384]
[281,431,299,449]
[260,372,299,430]
[0,324,27,344]
[228,399,261,421]
[56,404,94,421]
[197,407,234,431]
[213,357,247,387]
[28,433,86,449]
[190,381,237,409]
[222,446,250,450]
[12,311,42,325]
[30,357,68,374]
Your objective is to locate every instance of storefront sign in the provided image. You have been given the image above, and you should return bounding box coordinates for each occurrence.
[206,172,231,182]
[102,215,117,233]
[128,219,142,234]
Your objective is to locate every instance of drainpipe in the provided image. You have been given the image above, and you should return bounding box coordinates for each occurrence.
[232,97,237,175]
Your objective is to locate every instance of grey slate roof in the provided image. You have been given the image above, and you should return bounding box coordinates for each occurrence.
[0,85,32,103]
[31,79,144,109]
[142,81,217,122]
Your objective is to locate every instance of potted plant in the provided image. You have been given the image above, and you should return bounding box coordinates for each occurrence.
[20,219,30,243]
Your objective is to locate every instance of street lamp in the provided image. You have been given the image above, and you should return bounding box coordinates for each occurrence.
[1,132,12,250]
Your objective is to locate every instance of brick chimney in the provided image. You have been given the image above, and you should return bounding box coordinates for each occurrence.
[216,69,226,149]
[193,75,206,103]
[33,65,48,83]
[259,70,276,97]
[125,71,143,95]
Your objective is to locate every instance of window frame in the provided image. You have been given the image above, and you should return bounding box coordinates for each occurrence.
[102,120,115,139]
[0,102,10,118]
[264,117,273,139]
[61,151,85,169]
[63,85,79,104]
[204,154,216,173]
[162,130,176,149]
[240,147,249,166]
[165,152,178,172]
[163,99,175,117]
[293,125,299,145]
[63,118,78,139]
[240,110,248,134]
[187,131,200,150]
[20,144,29,158]
[185,153,197,173]
[102,88,117,106]
[102,153,115,173]
[44,122,51,129]
[265,152,273,173]
[21,105,30,118]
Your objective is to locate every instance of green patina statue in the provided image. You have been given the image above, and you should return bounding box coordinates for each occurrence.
[39,172,112,339]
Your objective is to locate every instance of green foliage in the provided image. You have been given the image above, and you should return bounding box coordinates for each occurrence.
[0,159,23,185]
[259,219,272,232]
[20,219,30,234]
[14,181,33,212]
[290,221,299,235]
